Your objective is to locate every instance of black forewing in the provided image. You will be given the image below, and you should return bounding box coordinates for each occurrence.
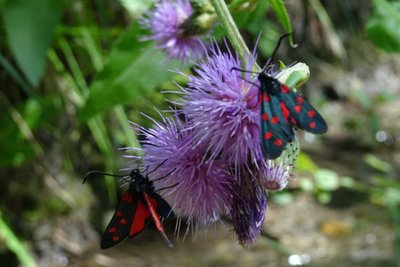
[260,91,295,159]
[277,89,328,134]
[100,190,138,249]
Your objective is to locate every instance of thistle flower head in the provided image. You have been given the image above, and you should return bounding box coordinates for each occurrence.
[142,0,204,61]
[230,169,267,246]
[180,42,263,167]
[259,163,290,191]
[133,113,235,229]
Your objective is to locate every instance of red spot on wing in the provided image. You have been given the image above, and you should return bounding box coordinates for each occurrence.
[294,105,302,113]
[280,102,290,120]
[112,236,120,241]
[281,85,289,93]
[296,96,303,104]
[115,210,122,217]
[271,117,279,124]
[291,118,298,125]
[264,132,273,139]
[261,113,268,121]
[308,110,316,117]
[120,218,127,225]
[109,227,117,234]
[310,122,316,129]
[274,139,283,146]
[263,94,270,102]
[129,201,150,237]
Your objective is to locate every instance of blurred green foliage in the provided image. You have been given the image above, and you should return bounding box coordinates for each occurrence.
[0,212,35,267]
[79,25,182,121]
[3,0,67,86]
[366,0,400,53]
[0,97,57,167]
[268,0,294,45]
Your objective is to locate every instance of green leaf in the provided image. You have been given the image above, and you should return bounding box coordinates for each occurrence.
[384,188,400,205]
[314,169,340,191]
[317,191,332,204]
[366,0,400,53]
[308,0,345,58]
[0,97,57,168]
[2,0,66,86]
[271,192,293,205]
[268,0,294,45]
[299,178,315,192]
[340,176,356,189]
[0,212,35,267]
[0,142,35,167]
[364,154,392,173]
[0,0,8,8]
[296,152,319,173]
[79,24,180,121]
[0,53,32,96]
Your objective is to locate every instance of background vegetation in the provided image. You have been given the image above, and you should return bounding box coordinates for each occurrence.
[0,0,399,266]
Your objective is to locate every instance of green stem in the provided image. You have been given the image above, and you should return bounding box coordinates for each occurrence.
[0,212,36,267]
[228,0,252,10]
[210,0,255,67]
[113,106,141,149]
[388,202,400,267]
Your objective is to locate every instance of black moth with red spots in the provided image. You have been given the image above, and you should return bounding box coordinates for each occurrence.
[258,72,328,159]
[100,169,174,249]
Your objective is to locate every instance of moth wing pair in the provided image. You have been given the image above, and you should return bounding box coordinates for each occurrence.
[260,83,327,159]
[100,190,173,249]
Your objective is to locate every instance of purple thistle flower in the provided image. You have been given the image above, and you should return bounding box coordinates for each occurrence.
[142,0,204,61]
[259,163,290,191]
[258,137,298,191]
[179,42,263,167]
[230,168,267,246]
[131,113,235,229]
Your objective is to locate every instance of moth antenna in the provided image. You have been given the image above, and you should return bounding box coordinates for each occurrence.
[155,182,180,193]
[152,168,177,182]
[83,171,125,184]
[142,164,150,173]
[146,158,168,176]
[230,67,259,75]
[262,33,291,72]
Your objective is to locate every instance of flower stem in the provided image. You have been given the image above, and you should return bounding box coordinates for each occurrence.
[210,0,252,63]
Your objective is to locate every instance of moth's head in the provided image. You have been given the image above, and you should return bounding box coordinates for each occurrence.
[258,72,275,85]
[129,169,142,179]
